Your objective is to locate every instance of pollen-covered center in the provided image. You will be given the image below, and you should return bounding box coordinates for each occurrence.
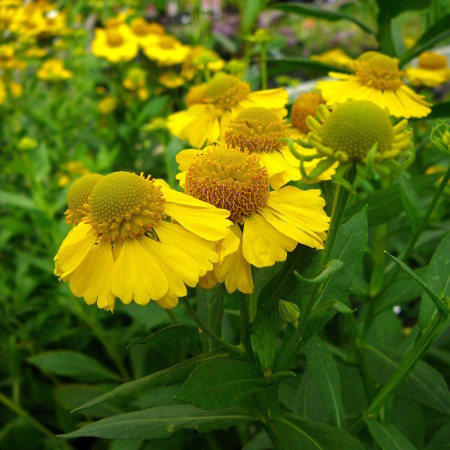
[320,100,394,161]
[65,174,103,226]
[225,107,288,153]
[184,145,269,223]
[290,92,325,133]
[158,36,177,49]
[418,52,447,70]
[356,53,403,91]
[106,29,124,47]
[87,172,165,243]
[203,73,250,111]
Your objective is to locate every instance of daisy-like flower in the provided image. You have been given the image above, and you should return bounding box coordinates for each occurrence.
[159,72,185,89]
[55,172,231,310]
[311,48,356,71]
[126,17,164,47]
[306,99,412,164]
[92,26,138,63]
[142,34,189,66]
[176,145,330,293]
[123,67,148,101]
[405,51,449,88]
[37,58,72,81]
[317,52,432,118]
[167,72,288,148]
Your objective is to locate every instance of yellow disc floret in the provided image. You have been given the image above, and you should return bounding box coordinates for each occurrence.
[184,145,269,223]
[203,73,250,111]
[65,174,103,226]
[225,107,288,152]
[290,92,325,133]
[105,29,124,47]
[87,172,165,243]
[355,53,403,91]
[418,51,447,70]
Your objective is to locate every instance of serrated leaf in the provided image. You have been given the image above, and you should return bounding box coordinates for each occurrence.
[251,315,277,371]
[28,351,121,382]
[366,420,416,450]
[73,349,229,412]
[269,413,365,450]
[304,337,346,428]
[176,359,267,409]
[61,404,255,439]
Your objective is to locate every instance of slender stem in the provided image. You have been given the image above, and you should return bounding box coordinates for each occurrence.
[239,292,252,351]
[183,298,244,355]
[260,44,268,90]
[165,308,179,325]
[274,165,357,371]
[249,291,258,323]
[366,311,446,419]
[266,381,280,419]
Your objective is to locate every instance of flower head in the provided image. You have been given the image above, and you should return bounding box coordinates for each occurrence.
[142,34,189,66]
[176,145,330,293]
[92,26,138,63]
[317,52,431,118]
[307,99,412,163]
[168,72,288,148]
[405,51,449,87]
[37,58,72,81]
[55,172,231,310]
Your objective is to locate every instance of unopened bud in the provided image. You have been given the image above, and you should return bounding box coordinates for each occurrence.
[279,300,300,328]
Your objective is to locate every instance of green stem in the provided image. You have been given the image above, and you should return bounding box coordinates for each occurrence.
[239,292,252,352]
[274,165,357,371]
[266,381,280,419]
[260,44,268,90]
[165,308,179,324]
[366,311,446,419]
[183,298,244,355]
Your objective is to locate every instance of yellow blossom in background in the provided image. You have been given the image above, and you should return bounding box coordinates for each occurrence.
[159,72,185,89]
[6,79,22,97]
[123,67,148,100]
[54,172,232,310]
[17,136,38,151]
[176,145,330,293]
[98,95,118,114]
[104,10,131,29]
[37,59,72,81]
[225,59,247,78]
[181,46,225,80]
[311,48,356,71]
[405,51,449,88]
[0,44,26,70]
[0,1,19,31]
[57,160,91,187]
[168,72,288,148]
[126,17,164,47]
[23,46,47,58]
[92,25,138,63]
[317,52,432,119]
[143,34,189,66]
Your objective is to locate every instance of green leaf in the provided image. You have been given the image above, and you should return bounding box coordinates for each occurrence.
[293,368,327,422]
[399,173,423,235]
[126,325,197,351]
[242,430,273,450]
[251,315,277,371]
[176,360,267,409]
[270,3,375,34]
[0,190,38,211]
[366,420,417,450]
[268,413,365,450]
[61,404,255,439]
[197,285,223,352]
[304,337,346,428]
[362,344,450,415]
[28,351,121,382]
[344,173,442,226]
[425,422,450,449]
[72,349,229,412]
[240,0,265,35]
[419,233,450,332]
[294,259,343,284]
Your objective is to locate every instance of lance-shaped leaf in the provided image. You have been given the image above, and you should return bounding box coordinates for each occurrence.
[366,420,416,450]
[294,260,343,284]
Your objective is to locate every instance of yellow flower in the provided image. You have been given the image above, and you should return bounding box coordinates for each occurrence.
[0,44,26,70]
[98,96,118,114]
[307,99,412,163]
[168,72,288,148]
[23,46,47,58]
[181,46,224,80]
[159,72,185,89]
[92,26,138,63]
[176,145,330,293]
[123,67,148,100]
[18,136,38,151]
[142,34,189,66]
[405,51,450,88]
[55,172,231,310]
[37,58,72,80]
[311,48,356,71]
[317,52,432,118]
[126,17,164,46]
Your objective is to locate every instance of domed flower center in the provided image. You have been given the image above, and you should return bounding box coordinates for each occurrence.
[131,18,150,36]
[320,100,394,161]
[184,145,269,223]
[225,107,288,152]
[290,92,325,133]
[356,54,403,91]
[105,17,122,28]
[158,36,177,49]
[203,73,250,111]
[65,174,103,226]
[106,29,124,47]
[87,172,165,243]
[418,52,447,70]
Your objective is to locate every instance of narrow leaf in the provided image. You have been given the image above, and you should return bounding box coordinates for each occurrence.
[251,315,277,371]
[399,173,423,235]
[294,260,343,284]
[366,420,416,450]
[197,285,223,352]
[126,325,197,350]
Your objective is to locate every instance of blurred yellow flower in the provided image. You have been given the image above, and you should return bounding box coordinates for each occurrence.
[37,59,72,81]
[142,34,189,66]
[92,26,138,63]
[311,48,356,71]
[126,17,164,46]
[123,67,148,100]
[168,72,288,148]
[181,46,224,80]
[98,96,118,114]
[55,172,232,310]
[317,52,431,118]
[0,44,26,69]
[159,72,184,89]
[23,46,47,58]
[18,136,38,151]
[405,51,449,88]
